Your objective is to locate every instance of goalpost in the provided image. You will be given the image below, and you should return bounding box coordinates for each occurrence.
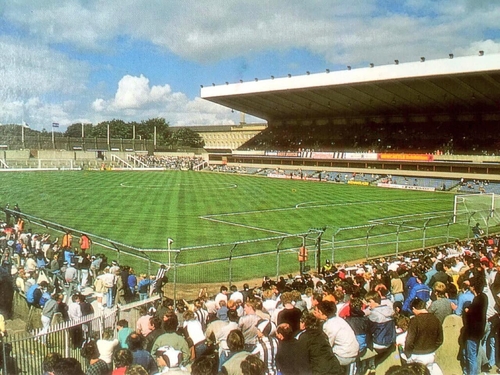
[453,193,500,227]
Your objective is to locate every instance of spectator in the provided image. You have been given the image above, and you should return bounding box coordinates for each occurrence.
[428,282,453,324]
[238,300,260,352]
[125,365,148,375]
[427,262,451,288]
[183,309,207,359]
[403,298,443,375]
[216,300,229,321]
[153,345,186,374]
[68,293,83,349]
[193,298,209,331]
[137,274,152,301]
[275,323,310,375]
[116,269,127,306]
[127,333,158,375]
[42,352,62,375]
[101,267,116,308]
[26,280,49,308]
[215,286,229,309]
[112,349,134,375]
[314,300,359,369]
[191,355,218,375]
[298,311,343,375]
[364,290,396,365]
[117,319,134,349]
[97,328,119,370]
[240,355,267,375]
[127,268,137,297]
[40,292,62,342]
[144,316,165,353]
[80,293,95,341]
[136,306,153,337]
[81,340,109,375]
[251,319,278,375]
[472,223,483,239]
[52,358,85,375]
[151,312,190,367]
[461,275,487,375]
[276,292,302,335]
[216,309,240,371]
[80,253,92,288]
[402,273,431,315]
[221,330,251,375]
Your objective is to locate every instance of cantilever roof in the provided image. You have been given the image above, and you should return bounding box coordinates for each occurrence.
[201,53,500,122]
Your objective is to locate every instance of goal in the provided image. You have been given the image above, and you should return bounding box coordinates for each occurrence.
[453,193,500,226]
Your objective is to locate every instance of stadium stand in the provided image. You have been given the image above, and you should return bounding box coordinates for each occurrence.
[2,209,499,374]
[238,120,500,155]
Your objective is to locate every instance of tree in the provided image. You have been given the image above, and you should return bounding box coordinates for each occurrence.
[138,118,171,144]
[64,123,94,138]
[170,127,205,148]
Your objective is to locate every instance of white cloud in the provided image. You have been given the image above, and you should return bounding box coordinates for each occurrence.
[0,35,88,97]
[3,0,499,64]
[94,75,172,110]
[0,35,90,126]
[455,39,500,56]
[113,75,171,109]
[91,74,257,126]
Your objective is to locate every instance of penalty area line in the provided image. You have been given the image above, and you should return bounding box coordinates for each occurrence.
[199,215,292,236]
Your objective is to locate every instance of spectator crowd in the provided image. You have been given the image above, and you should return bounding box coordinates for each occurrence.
[134,155,205,170]
[2,206,500,375]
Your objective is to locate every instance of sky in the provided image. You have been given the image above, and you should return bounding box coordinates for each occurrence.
[1,0,500,131]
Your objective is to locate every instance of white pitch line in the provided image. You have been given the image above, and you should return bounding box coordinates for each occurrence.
[200,216,292,236]
[200,197,448,238]
[120,182,238,190]
[203,197,445,219]
[369,210,453,224]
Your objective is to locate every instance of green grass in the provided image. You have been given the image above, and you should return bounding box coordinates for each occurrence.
[0,170,484,282]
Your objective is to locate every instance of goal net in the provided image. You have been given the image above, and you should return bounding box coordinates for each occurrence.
[453,193,500,226]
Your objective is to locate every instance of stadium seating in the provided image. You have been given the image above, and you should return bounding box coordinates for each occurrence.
[239,120,500,155]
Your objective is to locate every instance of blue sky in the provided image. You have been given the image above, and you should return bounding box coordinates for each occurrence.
[0,0,499,131]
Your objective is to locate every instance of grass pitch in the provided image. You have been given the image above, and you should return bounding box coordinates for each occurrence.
[0,170,462,282]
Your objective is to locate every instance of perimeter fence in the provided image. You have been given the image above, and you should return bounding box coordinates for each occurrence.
[171,229,326,287]
[328,208,500,264]
[1,134,151,152]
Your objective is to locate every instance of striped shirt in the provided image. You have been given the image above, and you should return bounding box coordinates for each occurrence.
[252,336,278,375]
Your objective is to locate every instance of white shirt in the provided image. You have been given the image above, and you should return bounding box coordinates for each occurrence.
[219,322,238,351]
[229,291,244,302]
[263,299,278,318]
[215,292,227,309]
[183,319,205,346]
[97,338,119,364]
[323,316,359,359]
[68,301,82,321]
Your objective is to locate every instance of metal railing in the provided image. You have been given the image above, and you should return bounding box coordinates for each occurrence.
[1,295,159,375]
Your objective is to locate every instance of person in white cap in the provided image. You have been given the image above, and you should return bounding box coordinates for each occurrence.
[153,345,188,374]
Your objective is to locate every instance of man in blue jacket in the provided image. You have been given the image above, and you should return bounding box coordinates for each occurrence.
[402,272,431,314]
